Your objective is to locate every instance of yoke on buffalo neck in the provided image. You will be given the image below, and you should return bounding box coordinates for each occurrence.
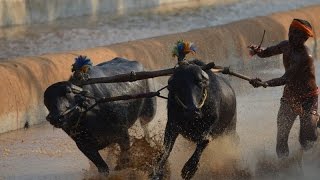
[72,61,218,86]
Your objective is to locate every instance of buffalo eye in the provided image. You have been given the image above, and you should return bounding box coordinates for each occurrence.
[200,79,209,87]
[65,86,72,94]
[195,75,207,85]
[195,79,205,88]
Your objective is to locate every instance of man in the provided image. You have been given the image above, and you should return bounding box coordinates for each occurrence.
[248,18,319,158]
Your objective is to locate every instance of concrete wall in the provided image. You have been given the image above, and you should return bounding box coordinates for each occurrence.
[0,5,320,133]
[0,0,234,27]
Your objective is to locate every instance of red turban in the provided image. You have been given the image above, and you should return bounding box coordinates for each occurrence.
[290,19,314,37]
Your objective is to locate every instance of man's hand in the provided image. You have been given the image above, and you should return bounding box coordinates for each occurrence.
[248,44,263,56]
[249,78,268,88]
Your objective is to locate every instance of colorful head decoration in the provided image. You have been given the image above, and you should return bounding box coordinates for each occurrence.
[290,19,313,37]
[172,40,196,61]
[71,55,93,73]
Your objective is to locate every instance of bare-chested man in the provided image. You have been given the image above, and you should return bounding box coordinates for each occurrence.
[248,18,319,158]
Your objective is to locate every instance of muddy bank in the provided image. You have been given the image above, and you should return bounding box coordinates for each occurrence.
[1,5,320,134]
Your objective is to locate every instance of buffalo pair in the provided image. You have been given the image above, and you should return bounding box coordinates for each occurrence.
[44,56,237,179]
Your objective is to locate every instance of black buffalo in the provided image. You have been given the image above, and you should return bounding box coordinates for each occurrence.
[151,60,237,179]
[44,58,156,175]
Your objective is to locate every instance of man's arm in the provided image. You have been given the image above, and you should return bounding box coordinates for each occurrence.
[264,76,286,87]
[249,41,288,58]
[265,63,298,87]
[265,51,311,87]
[251,65,295,88]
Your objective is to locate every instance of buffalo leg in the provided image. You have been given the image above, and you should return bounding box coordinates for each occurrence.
[115,130,131,170]
[77,144,109,175]
[140,117,152,144]
[151,122,178,180]
[140,96,157,144]
[181,139,209,180]
[226,112,240,145]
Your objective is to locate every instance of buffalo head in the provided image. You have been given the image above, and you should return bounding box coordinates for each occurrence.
[168,63,209,118]
[44,81,82,129]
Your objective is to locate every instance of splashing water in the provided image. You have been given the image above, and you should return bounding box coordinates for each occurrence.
[1,62,320,179]
[1,0,320,179]
[0,0,319,59]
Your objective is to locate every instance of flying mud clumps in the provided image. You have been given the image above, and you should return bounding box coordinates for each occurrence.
[82,137,170,180]
[193,135,252,180]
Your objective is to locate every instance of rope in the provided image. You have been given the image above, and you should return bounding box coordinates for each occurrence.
[60,85,169,117]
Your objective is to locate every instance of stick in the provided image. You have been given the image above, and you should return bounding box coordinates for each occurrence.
[84,91,161,112]
[258,30,266,48]
[98,92,159,103]
[213,67,267,87]
[73,62,216,86]
[226,71,251,81]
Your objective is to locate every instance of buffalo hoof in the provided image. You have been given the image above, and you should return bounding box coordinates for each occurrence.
[98,167,109,176]
[181,159,198,180]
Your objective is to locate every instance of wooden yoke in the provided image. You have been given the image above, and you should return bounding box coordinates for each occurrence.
[73,62,216,86]
[73,61,266,87]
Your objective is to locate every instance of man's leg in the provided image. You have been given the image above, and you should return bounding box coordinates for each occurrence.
[300,96,318,150]
[276,99,298,158]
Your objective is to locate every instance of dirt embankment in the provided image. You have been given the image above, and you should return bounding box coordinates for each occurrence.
[1,5,320,133]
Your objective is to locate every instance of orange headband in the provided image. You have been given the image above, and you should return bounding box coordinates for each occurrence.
[290,20,314,37]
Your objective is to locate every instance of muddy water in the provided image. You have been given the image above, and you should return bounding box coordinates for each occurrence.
[0,0,319,59]
[1,62,320,180]
[1,0,320,179]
